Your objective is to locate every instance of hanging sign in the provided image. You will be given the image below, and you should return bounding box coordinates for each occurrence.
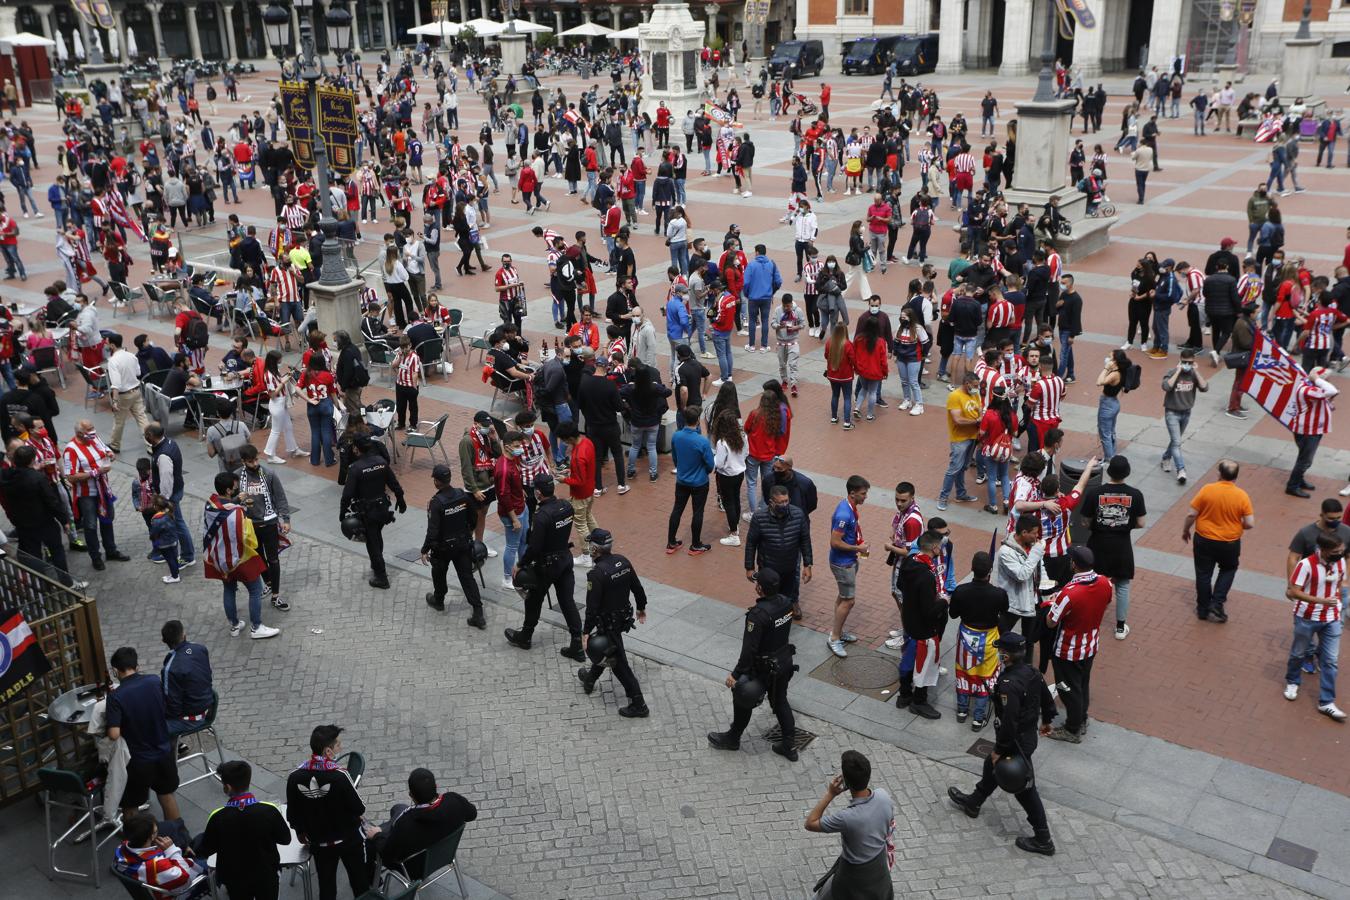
[317,85,359,175]
[279,81,315,170]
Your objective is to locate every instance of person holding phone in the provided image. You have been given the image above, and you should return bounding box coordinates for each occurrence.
[805,750,896,900]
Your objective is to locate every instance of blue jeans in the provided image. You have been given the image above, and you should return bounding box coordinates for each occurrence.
[954,335,978,361]
[955,690,990,720]
[1163,408,1190,472]
[939,440,976,501]
[690,307,708,352]
[854,377,880,417]
[627,424,660,476]
[1286,617,1341,704]
[0,360,13,391]
[280,300,304,326]
[1152,306,1171,351]
[984,456,1010,506]
[745,456,773,515]
[1058,331,1075,379]
[0,244,25,278]
[712,330,733,380]
[584,170,597,201]
[1266,161,1284,193]
[675,177,687,204]
[1247,221,1262,254]
[669,240,689,275]
[308,398,336,465]
[898,361,921,405]
[747,297,771,348]
[169,491,196,561]
[499,504,530,579]
[1097,395,1120,459]
[635,180,647,210]
[830,380,853,420]
[825,158,838,191]
[223,576,264,628]
[548,402,574,464]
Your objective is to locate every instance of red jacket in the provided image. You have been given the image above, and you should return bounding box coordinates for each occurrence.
[518,166,538,193]
[618,171,637,200]
[852,336,889,381]
[821,85,832,106]
[712,291,738,333]
[824,341,855,382]
[630,156,647,181]
[655,107,671,128]
[493,456,526,515]
[745,406,791,461]
[723,265,744,301]
[562,436,596,500]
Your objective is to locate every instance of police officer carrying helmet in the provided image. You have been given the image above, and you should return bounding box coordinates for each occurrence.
[707,569,800,762]
[504,477,586,661]
[340,436,407,589]
[946,632,1058,856]
[420,463,486,629]
[577,529,649,718]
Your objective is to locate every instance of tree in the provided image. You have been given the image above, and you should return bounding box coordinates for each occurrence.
[536,33,557,51]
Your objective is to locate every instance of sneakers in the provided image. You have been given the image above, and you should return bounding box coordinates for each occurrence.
[711,378,725,387]
[574,554,593,567]
[827,636,848,658]
[719,534,742,546]
[910,405,924,416]
[1284,683,1299,701]
[267,455,287,464]
[229,621,246,638]
[616,485,631,495]
[1340,483,1350,498]
[180,558,197,568]
[1161,458,1172,473]
[501,577,515,590]
[1319,702,1348,722]
[162,574,181,584]
[1176,470,1187,485]
[1046,726,1082,743]
[1115,623,1130,640]
[954,494,978,504]
[688,543,712,555]
[486,547,499,558]
[884,635,905,649]
[250,624,280,640]
[974,473,988,485]
[936,499,949,511]
[271,597,291,611]
[1224,409,1249,420]
[898,400,913,411]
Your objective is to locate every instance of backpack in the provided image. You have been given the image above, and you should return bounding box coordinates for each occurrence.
[184,311,210,350]
[214,420,249,470]
[1122,362,1142,393]
[912,207,932,229]
[351,352,371,388]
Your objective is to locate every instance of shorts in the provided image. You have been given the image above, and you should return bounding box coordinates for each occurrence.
[470,482,497,511]
[954,335,979,359]
[830,562,858,599]
[120,754,180,808]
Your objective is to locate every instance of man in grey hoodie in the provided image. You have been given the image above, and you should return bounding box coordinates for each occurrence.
[995,514,1046,670]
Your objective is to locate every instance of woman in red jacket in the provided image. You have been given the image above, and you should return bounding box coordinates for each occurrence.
[851,314,889,422]
[824,323,856,427]
[743,388,791,515]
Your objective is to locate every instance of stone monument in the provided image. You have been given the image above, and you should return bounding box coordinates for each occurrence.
[1281,2,1321,105]
[497,0,529,81]
[311,278,364,342]
[638,0,707,120]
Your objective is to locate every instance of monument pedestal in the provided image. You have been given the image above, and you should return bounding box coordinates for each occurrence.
[310,278,363,344]
[1282,37,1322,102]
[498,32,529,82]
[1006,97,1116,263]
[638,0,708,121]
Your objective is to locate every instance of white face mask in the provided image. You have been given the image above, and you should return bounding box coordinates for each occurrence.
[869,305,881,314]
[828,262,837,269]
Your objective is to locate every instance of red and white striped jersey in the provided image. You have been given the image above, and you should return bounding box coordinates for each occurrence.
[606,337,627,362]
[267,266,301,304]
[283,203,308,231]
[395,351,423,387]
[1185,268,1205,298]
[1290,379,1337,436]
[1304,306,1348,351]
[802,258,823,295]
[952,152,976,174]
[539,228,562,252]
[1047,570,1113,660]
[1041,490,1080,558]
[63,436,114,501]
[1029,373,1065,422]
[858,134,874,152]
[1006,474,1043,536]
[1045,251,1062,282]
[996,354,1028,387]
[892,502,924,547]
[90,193,109,229]
[986,299,1016,330]
[1237,272,1263,305]
[1290,554,1345,622]
[977,365,1006,410]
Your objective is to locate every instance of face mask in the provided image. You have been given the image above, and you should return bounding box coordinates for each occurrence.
[771,504,788,518]
[870,305,880,314]
[510,447,524,457]
[828,262,837,269]
[1104,356,1113,366]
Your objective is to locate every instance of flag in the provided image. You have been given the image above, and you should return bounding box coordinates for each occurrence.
[1254,114,1283,143]
[106,188,146,242]
[202,499,267,583]
[0,608,51,704]
[1237,328,1307,431]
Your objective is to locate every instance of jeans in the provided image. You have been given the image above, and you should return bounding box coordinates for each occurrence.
[0,244,25,278]
[546,402,573,464]
[1194,109,1206,135]
[747,297,771,348]
[984,457,1010,506]
[898,360,922,406]
[667,481,709,545]
[1151,306,1171,351]
[1266,161,1284,193]
[745,456,773,515]
[307,398,336,465]
[169,491,196,561]
[499,504,530,579]
[854,378,880,417]
[712,330,733,380]
[690,307,708,352]
[1134,169,1148,203]
[1097,394,1120,459]
[1058,331,1075,379]
[1290,433,1323,490]
[1247,221,1262,254]
[75,495,118,562]
[627,424,660,476]
[223,576,264,628]
[1193,534,1240,616]
[635,180,647,211]
[868,232,886,271]
[1162,408,1190,472]
[669,240,689,274]
[829,380,853,420]
[1286,617,1342,704]
[939,440,976,501]
[675,177,687,204]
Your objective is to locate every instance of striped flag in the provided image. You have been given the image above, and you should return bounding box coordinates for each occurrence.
[1237,328,1307,431]
[1254,114,1283,143]
[105,188,146,242]
[201,498,267,583]
[0,608,51,703]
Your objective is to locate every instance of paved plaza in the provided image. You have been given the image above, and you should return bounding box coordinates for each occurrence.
[9,58,1350,898]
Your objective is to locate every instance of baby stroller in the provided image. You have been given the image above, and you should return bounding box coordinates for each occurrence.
[787,93,818,117]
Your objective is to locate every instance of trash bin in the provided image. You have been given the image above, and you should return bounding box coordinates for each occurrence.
[656,409,679,454]
[1060,456,1103,534]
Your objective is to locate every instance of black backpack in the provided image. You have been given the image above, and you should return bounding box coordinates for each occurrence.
[1122,363,1142,393]
[351,354,370,388]
[184,312,210,350]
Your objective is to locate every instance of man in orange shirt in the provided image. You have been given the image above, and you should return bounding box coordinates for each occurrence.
[1182,459,1255,623]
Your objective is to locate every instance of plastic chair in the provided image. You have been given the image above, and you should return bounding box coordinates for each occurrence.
[30,344,67,389]
[381,825,469,897]
[364,341,393,383]
[403,414,450,467]
[111,863,212,900]
[445,308,468,357]
[489,371,524,414]
[185,391,223,440]
[142,282,178,317]
[142,367,172,389]
[79,364,110,411]
[335,750,365,787]
[469,328,494,366]
[414,338,446,383]
[231,307,263,342]
[109,282,143,317]
[39,767,120,886]
[176,689,225,787]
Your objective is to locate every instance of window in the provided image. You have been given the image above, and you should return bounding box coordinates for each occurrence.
[844,0,870,15]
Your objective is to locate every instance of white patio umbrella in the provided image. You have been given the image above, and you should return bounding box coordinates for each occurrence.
[72,29,84,60]
[407,20,468,37]
[54,32,68,61]
[1,32,58,48]
[106,25,118,58]
[126,28,138,58]
[502,18,551,34]
[607,26,641,40]
[462,17,505,36]
[559,22,614,38]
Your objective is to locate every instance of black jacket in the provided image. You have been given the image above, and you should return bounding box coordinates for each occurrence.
[744,505,813,575]
[732,593,794,678]
[1202,272,1240,318]
[991,662,1056,754]
[1204,248,1240,278]
[0,466,69,528]
[341,452,405,518]
[335,344,364,391]
[0,384,57,444]
[896,554,947,641]
[197,799,291,885]
[620,372,671,428]
[577,372,625,430]
[583,552,648,634]
[380,793,478,877]
[518,497,574,574]
[1056,290,1084,335]
[422,486,473,554]
[286,763,365,846]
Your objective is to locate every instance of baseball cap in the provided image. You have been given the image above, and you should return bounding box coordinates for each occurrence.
[432,464,452,480]
[1220,237,1236,248]
[753,569,781,592]
[994,633,1026,651]
[473,411,493,425]
[588,528,613,547]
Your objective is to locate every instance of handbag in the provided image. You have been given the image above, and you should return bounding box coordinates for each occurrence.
[861,250,875,274]
[1224,350,1249,369]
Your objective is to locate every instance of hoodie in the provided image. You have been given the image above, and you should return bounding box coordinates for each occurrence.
[742,253,783,301]
[995,534,1045,616]
[379,792,478,876]
[896,553,947,641]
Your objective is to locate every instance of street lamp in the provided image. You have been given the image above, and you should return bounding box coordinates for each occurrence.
[1032,0,1058,102]
[262,0,354,287]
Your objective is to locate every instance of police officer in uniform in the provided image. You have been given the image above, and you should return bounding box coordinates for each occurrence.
[340,437,407,589]
[576,529,649,717]
[504,477,586,660]
[707,569,800,761]
[420,463,486,628]
[946,633,1058,855]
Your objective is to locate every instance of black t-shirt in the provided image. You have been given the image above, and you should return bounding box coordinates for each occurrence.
[162,367,190,399]
[676,359,708,410]
[949,297,983,337]
[1080,481,1147,579]
[948,580,1009,630]
[107,672,172,762]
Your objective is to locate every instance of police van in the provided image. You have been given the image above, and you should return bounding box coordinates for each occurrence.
[842,36,906,75]
[768,40,825,78]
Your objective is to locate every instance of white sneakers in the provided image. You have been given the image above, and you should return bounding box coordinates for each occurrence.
[909,405,924,416]
[1339,483,1350,497]
[827,635,847,658]
[229,621,246,637]
[1115,623,1130,640]
[1320,702,1347,721]
[250,624,280,640]
[898,400,912,411]
[162,574,181,584]
[884,635,905,649]
[486,547,499,558]
[719,534,741,546]
[501,577,514,589]
[1284,684,1299,701]
[267,455,287,464]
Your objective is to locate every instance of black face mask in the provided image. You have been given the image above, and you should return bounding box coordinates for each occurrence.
[771,504,788,518]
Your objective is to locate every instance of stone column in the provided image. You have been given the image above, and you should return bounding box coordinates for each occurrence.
[583,5,592,24]
[642,7,651,22]
[413,0,423,28]
[935,0,963,74]
[349,2,362,53]
[610,4,621,27]
[147,1,167,57]
[1072,5,1106,80]
[381,0,393,48]
[112,7,130,62]
[556,9,566,31]
[186,2,205,60]
[76,16,102,63]
[963,0,984,68]
[704,4,717,44]
[1146,0,1182,71]
[221,1,240,62]
[32,4,52,38]
[460,0,469,23]
[998,0,1033,77]
[290,2,302,46]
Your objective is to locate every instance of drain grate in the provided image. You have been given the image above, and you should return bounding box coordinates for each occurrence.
[395,548,423,562]
[967,739,995,758]
[764,725,817,751]
[1266,837,1317,872]
[827,655,900,690]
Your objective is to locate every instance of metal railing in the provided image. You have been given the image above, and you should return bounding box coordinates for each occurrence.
[0,552,105,808]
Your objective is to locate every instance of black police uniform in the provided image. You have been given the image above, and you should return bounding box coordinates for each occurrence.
[508,495,583,655]
[580,551,648,709]
[959,654,1056,842]
[340,450,406,586]
[724,591,797,745]
[422,484,484,622]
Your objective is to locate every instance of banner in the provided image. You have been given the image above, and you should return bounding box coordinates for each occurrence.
[70,0,97,28]
[1237,329,1308,432]
[0,608,51,704]
[1060,0,1096,29]
[89,0,116,29]
[279,82,315,170]
[316,85,359,175]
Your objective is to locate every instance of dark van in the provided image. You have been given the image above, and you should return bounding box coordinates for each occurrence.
[891,33,939,75]
[768,40,825,78]
[842,36,906,75]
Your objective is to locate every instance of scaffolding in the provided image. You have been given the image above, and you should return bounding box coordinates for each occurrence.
[1185,0,1251,75]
